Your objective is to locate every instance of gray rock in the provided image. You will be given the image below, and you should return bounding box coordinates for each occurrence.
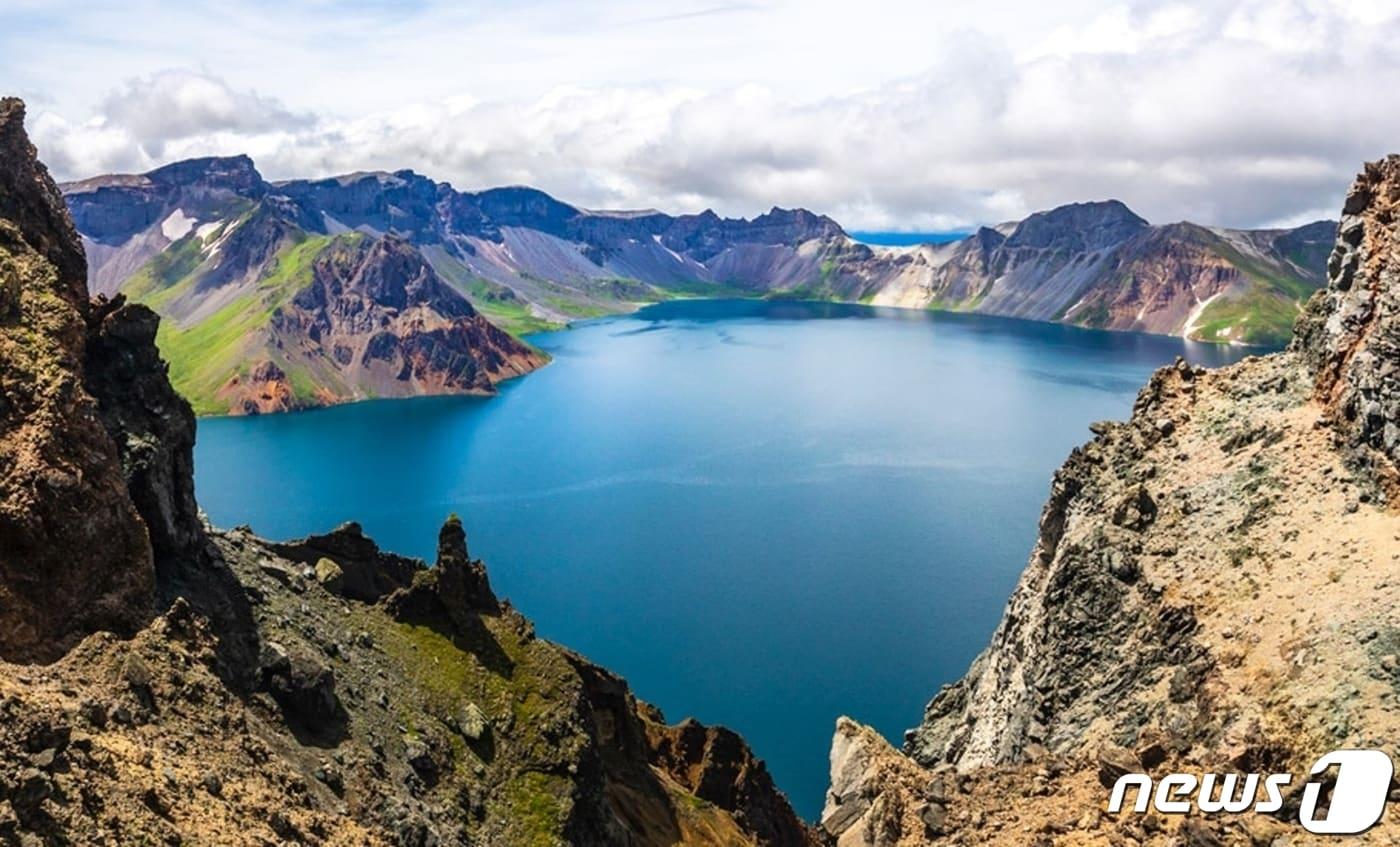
[405,740,438,778]
[457,702,489,741]
[11,768,51,814]
[314,557,345,593]
[1096,744,1142,788]
[918,801,947,836]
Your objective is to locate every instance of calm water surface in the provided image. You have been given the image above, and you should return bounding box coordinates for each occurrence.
[195,300,1252,817]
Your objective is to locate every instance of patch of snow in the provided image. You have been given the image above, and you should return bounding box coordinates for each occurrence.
[195,221,222,242]
[1181,292,1223,339]
[202,221,239,258]
[1063,295,1089,318]
[161,209,195,241]
[651,234,688,264]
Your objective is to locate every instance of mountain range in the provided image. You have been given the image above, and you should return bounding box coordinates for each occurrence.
[0,96,816,847]
[821,154,1400,844]
[62,155,1333,414]
[9,95,1400,844]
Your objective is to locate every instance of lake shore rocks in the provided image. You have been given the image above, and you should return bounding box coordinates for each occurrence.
[0,97,815,847]
[823,155,1400,844]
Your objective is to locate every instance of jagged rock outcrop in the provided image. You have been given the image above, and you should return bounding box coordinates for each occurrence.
[384,515,502,633]
[904,361,1210,770]
[1296,154,1400,494]
[1,98,809,846]
[269,520,421,603]
[83,294,202,574]
[216,358,297,414]
[823,718,940,847]
[648,717,815,847]
[0,97,156,662]
[822,156,1400,845]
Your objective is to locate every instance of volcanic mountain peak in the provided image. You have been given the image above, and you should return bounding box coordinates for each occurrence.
[63,153,1337,414]
[0,97,814,847]
[1003,198,1150,252]
[822,156,1400,845]
[145,153,263,191]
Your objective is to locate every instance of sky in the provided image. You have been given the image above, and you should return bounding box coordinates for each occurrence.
[5,0,1400,231]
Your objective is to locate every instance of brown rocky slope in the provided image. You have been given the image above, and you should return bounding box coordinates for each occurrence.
[0,97,813,846]
[0,96,155,664]
[220,233,545,416]
[822,160,1400,845]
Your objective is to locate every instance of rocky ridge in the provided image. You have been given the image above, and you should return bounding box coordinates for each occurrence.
[63,155,546,415]
[0,97,812,846]
[215,232,544,415]
[819,159,1400,845]
[65,158,1330,368]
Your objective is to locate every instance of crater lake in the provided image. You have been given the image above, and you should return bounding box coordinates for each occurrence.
[194,299,1253,818]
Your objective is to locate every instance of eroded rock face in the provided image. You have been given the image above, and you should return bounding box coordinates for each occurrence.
[431,514,499,615]
[1296,154,1400,492]
[269,234,547,404]
[905,363,1209,771]
[268,520,420,602]
[648,717,817,847]
[825,158,1400,843]
[216,359,296,415]
[83,295,202,575]
[1,99,812,846]
[0,97,155,662]
[822,718,934,847]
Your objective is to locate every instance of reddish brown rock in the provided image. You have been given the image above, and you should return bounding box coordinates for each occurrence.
[0,97,155,662]
[215,359,297,415]
[649,716,818,847]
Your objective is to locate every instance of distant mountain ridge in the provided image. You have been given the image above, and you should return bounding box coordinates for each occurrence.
[64,156,547,414]
[63,155,1334,412]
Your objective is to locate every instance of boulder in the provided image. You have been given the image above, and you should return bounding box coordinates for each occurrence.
[314,557,345,593]
[456,702,489,741]
[262,649,342,730]
[1111,484,1158,531]
[1096,744,1142,788]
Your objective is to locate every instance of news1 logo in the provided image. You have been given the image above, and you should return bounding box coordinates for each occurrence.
[1107,749,1394,835]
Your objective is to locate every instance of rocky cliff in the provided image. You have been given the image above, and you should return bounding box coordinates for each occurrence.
[62,159,546,415]
[820,158,1400,845]
[215,232,544,415]
[0,98,812,847]
[1295,155,1400,495]
[65,158,1330,368]
[0,97,156,663]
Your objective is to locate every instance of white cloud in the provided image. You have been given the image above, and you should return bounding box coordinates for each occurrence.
[97,70,311,158]
[13,0,1400,229]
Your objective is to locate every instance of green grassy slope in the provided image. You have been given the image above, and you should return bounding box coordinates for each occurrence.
[126,230,338,413]
[1190,233,1320,346]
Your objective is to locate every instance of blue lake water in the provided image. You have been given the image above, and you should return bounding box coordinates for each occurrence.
[194,299,1253,818]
